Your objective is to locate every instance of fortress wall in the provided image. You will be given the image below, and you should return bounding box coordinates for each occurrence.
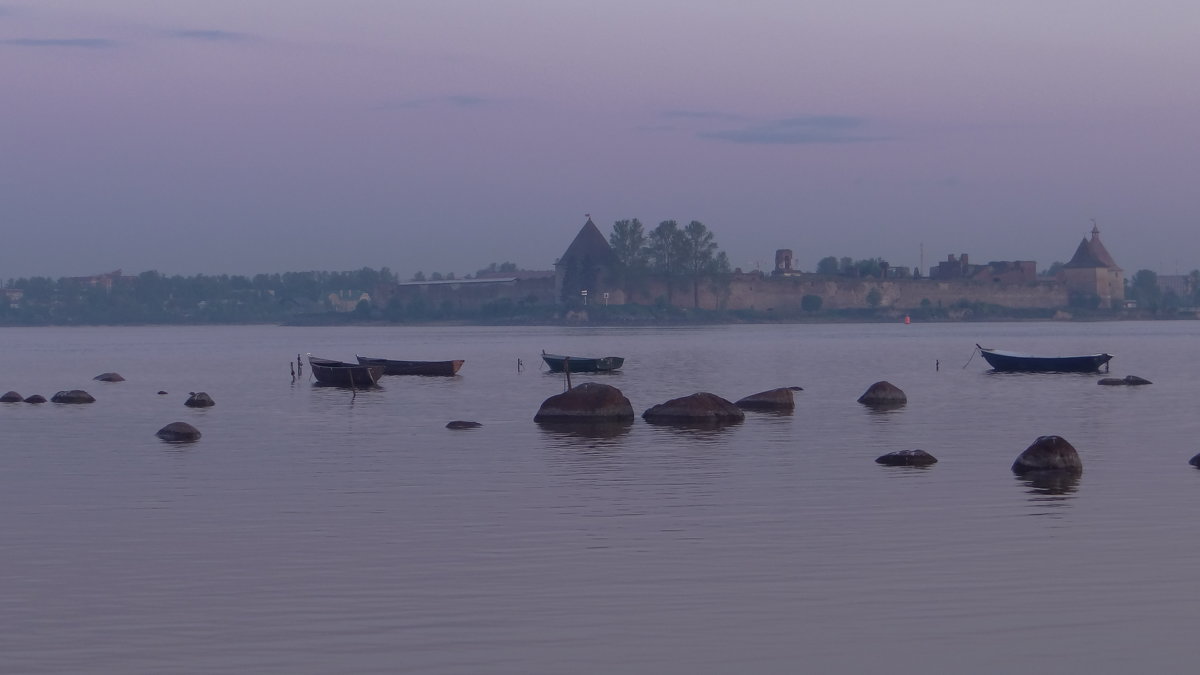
[637,275,1068,311]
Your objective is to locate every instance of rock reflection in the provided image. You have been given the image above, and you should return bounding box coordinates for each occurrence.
[1015,471,1080,514]
[535,420,633,442]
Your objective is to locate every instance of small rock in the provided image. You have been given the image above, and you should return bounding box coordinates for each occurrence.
[157,391,168,395]
[857,381,906,406]
[24,394,47,404]
[0,391,22,403]
[735,387,795,411]
[446,420,482,429]
[93,372,125,382]
[1098,375,1152,386]
[51,390,95,404]
[875,449,938,466]
[1189,453,1200,468]
[156,421,202,442]
[185,392,215,408]
[1012,435,1082,475]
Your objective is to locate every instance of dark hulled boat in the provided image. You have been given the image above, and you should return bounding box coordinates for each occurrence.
[356,356,464,376]
[308,355,384,387]
[977,345,1113,373]
[541,351,624,373]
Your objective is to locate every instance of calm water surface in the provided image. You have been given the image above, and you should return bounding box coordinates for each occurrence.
[2,322,1200,674]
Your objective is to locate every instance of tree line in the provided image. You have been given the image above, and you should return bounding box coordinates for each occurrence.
[607,218,731,307]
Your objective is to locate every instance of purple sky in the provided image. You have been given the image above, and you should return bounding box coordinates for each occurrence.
[3,1,1198,279]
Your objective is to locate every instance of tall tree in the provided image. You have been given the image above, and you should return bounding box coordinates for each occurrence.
[679,220,720,308]
[610,219,648,302]
[646,220,683,303]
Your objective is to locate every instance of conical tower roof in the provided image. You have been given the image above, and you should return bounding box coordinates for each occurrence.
[557,217,617,267]
[1063,223,1120,270]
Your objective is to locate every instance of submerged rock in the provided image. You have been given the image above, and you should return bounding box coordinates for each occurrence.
[0,391,22,403]
[1189,453,1200,468]
[51,390,95,404]
[875,449,938,466]
[535,382,634,422]
[642,392,745,425]
[857,381,906,406]
[185,392,215,408]
[158,391,168,395]
[156,421,202,442]
[1098,375,1152,386]
[93,372,125,382]
[735,387,795,411]
[1012,435,1083,475]
[24,394,46,404]
[446,420,482,429]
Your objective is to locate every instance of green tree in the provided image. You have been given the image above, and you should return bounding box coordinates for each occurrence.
[679,220,721,308]
[610,218,648,301]
[817,257,839,275]
[866,287,882,307]
[1128,269,1161,311]
[647,220,684,303]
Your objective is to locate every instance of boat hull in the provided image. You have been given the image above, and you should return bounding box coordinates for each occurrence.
[541,353,624,373]
[308,356,384,387]
[356,356,464,376]
[978,346,1112,373]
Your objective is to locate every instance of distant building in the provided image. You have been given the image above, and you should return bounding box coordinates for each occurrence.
[554,217,620,304]
[772,249,799,276]
[1059,223,1124,308]
[929,254,1035,283]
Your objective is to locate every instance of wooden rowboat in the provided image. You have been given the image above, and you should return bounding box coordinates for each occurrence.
[308,355,384,387]
[977,344,1112,373]
[356,356,464,376]
[541,351,624,373]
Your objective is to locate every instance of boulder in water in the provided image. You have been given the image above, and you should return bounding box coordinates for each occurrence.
[875,449,938,466]
[1098,375,1152,386]
[857,381,906,406]
[535,382,634,422]
[93,372,125,382]
[156,421,202,442]
[1189,453,1200,468]
[735,387,795,411]
[0,391,22,403]
[51,390,95,404]
[446,420,482,429]
[1012,435,1082,475]
[24,394,47,404]
[185,392,215,408]
[642,392,745,425]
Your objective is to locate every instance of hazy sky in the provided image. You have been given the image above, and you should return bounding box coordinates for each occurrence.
[3,1,1198,279]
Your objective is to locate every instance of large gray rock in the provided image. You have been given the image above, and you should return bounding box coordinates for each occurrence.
[156,421,202,442]
[24,394,47,404]
[875,449,938,466]
[642,392,745,425]
[735,387,795,411]
[185,392,215,408]
[51,390,95,404]
[1012,435,1083,475]
[535,382,634,422]
[1098,375,1152,386]
[93,372,125,382]
[857,381,906,406]
[0,391,22,403]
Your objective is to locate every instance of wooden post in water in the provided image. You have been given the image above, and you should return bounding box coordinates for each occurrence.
[564,356,572,391]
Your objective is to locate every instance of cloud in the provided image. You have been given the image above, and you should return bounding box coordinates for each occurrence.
[699,115,884,144]
[0,37,117,48]
[168,29,252,43]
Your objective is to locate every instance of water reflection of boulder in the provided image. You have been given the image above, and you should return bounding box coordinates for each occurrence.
[1017,471,1080,496]
[535,419,633,441]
